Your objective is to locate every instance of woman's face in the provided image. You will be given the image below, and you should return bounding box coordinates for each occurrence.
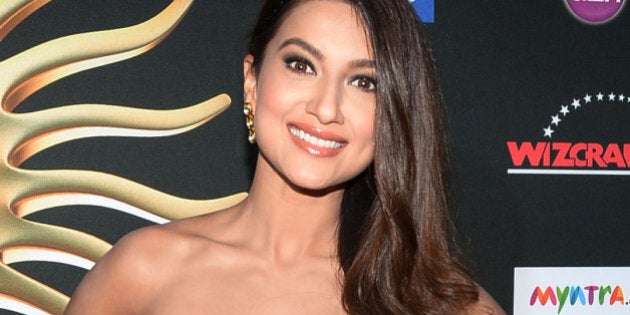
[244,0,376,191]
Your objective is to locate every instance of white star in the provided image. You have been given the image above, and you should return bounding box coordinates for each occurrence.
[583,94,592,103]
[619,94,626,102]
[571,99,581,109]
[596,92,604,101]
[551,115,561,126]
[560,105,570,116]
[543,126,554,138]
[608,92,616,101]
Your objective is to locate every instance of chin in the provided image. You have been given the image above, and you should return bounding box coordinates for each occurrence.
[286,175,345,196]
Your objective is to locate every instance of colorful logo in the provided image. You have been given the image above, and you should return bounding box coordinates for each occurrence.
[530,285,627,314]
[515,268,630,315]
[506,91,630,176]
[565,0,626,24]
[409,0,434,23]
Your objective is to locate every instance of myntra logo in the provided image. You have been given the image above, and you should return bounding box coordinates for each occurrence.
[530,285,628,314]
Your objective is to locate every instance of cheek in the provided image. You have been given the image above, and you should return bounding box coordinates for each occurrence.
[351,106,376,144]
[253,78,286,128]
[254,68,300,118]
[252,73,301,150]
[344,89,376,143]
[347,106,376,169]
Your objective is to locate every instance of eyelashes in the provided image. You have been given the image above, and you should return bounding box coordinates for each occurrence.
[350,75,376,92]
[282,54,377,93]
[284,55,316,75]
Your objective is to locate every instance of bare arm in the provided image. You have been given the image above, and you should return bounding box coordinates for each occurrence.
[64,228,165,315]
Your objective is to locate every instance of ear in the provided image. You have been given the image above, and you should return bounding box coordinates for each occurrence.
[243,54,257,110]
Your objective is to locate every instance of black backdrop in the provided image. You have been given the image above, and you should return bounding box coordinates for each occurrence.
[431,1,630,311]
[2,1,629,313]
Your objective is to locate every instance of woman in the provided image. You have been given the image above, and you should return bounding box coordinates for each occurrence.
[66,0,504,314]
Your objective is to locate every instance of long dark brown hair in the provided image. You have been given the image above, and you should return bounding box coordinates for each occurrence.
[247,0,479,313]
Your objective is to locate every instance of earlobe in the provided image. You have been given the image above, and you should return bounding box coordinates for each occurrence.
[243,54,257,107]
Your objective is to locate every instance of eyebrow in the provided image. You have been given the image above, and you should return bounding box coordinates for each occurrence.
[349,59,376,69]
[278,37,376,69]
[279,37,323,60]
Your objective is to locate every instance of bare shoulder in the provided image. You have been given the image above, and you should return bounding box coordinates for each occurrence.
[65,213,227,314]
[466,285,506,315]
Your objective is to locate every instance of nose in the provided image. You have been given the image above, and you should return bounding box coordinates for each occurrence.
[305,79,344,124]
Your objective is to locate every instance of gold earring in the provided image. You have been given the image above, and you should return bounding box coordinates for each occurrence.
[244,102,255,143]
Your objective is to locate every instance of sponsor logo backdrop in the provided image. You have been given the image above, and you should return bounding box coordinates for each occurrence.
[0,0,628,313]
[515,267,630,315]
[430,0,629,312]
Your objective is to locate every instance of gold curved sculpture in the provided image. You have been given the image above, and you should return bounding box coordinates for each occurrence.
[0,1,247,314]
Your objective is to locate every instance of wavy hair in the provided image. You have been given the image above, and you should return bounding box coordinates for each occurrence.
[247,0,479,313]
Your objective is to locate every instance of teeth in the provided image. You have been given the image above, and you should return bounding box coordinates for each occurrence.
[289,126,344,149]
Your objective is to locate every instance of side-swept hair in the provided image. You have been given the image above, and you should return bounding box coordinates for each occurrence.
[247,1,478,313]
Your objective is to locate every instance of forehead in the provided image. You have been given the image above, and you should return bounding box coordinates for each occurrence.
[270,0,372,57]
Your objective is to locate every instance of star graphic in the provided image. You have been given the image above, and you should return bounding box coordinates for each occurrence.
[543,126,554,138]
[571,98,581,109]
[619,94,626,102]
[560,105,570,116]
[608,92,616,101]
[551,114,561,126]
[596,92,604,101]
[583,94,592,103]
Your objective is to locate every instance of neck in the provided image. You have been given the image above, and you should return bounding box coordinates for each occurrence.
[238,155,344,264]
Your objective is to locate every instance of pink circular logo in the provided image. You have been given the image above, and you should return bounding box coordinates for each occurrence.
[566,0,625,24]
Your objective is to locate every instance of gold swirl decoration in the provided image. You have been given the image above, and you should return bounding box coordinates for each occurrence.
[0,0,247,314]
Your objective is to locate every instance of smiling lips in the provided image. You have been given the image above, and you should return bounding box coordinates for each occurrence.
[288,124,346,156]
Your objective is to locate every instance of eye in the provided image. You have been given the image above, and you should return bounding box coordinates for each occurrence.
[284,55,316,75]
[350,76,376,92]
